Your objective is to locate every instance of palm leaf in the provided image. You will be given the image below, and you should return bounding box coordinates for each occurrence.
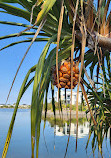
[80,82,97,126]
[31,35,57,158]
[56,0,64,115]
[51,83,56,117]
[0,38,49,51]
[2,64,36,158]
[0,32,35,40]
[0,2,32,21]
[36,0,56,25]
[0,21,37,28]
[71,0,79,123]
[0,0,19,3]
[6,18,46,104]
[100,0,110,35]
[18,0,37,12]
[44,85,48,123]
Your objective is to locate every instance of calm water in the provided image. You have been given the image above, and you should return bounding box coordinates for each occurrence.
[0,109,111,158]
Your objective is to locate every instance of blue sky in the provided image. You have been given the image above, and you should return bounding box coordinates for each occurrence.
[0,10,78,105]
[0,9,49,105]
[0,1,110,105]
[0,4,78,105]
[0,4,96,105]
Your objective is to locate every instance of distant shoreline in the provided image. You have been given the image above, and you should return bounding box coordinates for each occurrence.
[0,105,30,109]
[0,107,90,118]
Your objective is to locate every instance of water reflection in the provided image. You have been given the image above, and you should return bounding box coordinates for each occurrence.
[54,122,89,138]
[45,116,111,157]
[0,109,111,158]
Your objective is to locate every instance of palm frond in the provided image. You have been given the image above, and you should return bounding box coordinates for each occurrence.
[2,64,36,158]
[0,2,32,21]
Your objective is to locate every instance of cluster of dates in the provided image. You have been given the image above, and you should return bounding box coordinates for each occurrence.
[51,60,79,89]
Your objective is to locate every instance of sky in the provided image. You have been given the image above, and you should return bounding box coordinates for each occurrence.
[0,8,77,105]
[0,1,110,105]
[0,3,79,105]
[0,5,50,105]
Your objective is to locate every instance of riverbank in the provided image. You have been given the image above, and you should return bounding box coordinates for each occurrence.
[0,107,90,118]
[42,110,90,119]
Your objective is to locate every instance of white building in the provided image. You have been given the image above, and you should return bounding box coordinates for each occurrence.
[55,90,82,105]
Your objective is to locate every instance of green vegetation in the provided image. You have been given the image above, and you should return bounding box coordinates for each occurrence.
[43,101,87,111]
[42,115,87,127]
[0,105,14,109]
[0,105,31,109]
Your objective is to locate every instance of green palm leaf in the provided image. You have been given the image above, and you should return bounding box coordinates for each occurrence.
[0,32,36,40]
[2,64,36,158]
[0,38,49,51]
[31,35,57,158]
[0,0,19,3]
[0,21,37,28]
[35,0,56,25]
[0,2,32,21]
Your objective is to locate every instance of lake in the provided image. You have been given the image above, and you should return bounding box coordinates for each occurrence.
[0,109,111,158]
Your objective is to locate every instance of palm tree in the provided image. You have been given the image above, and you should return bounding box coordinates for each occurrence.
[0,0,110,157]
